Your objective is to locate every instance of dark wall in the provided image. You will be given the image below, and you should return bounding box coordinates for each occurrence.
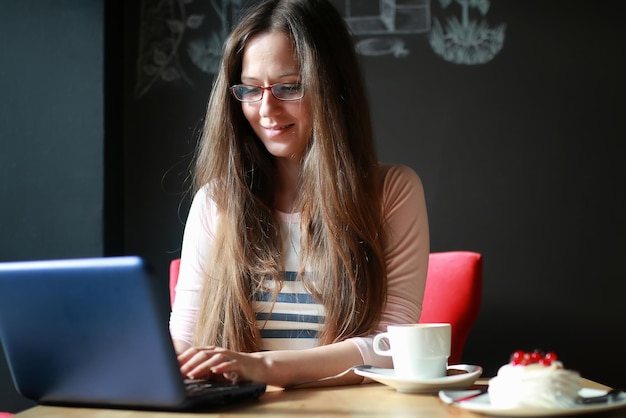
[0,0,624,414]
[0,2,104,261]
[0,0,105,413]
[389,1,625,387]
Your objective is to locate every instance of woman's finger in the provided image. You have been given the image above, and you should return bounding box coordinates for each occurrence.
[210,358,238,374]
[223,371,240,384]
[183,349,237,380]
[178,345,217,362]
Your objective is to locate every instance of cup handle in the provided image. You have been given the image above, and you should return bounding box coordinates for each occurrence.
[373,332,392,356]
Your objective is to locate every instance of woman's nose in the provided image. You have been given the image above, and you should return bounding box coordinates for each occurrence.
[258,90,282,116]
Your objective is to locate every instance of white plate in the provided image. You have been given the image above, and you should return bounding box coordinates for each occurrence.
[353,364,482,393]
[439,388,626,417]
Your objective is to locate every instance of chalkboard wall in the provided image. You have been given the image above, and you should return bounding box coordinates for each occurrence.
[1,0,624,413]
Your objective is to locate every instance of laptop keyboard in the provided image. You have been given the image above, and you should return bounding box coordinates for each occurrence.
[185,380,237,397]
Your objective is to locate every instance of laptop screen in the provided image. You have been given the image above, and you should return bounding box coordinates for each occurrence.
[0,256,265,411]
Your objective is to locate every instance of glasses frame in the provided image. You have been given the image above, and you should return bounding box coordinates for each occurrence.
[229,82,304,102]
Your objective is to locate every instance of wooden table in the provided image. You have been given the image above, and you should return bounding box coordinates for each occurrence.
[13,378,626,418]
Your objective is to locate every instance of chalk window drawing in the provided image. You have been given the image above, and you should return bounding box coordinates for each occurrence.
[429,0,506,65]
[339,0,430,57]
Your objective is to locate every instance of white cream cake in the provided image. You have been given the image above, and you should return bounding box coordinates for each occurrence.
[488,350,581,409]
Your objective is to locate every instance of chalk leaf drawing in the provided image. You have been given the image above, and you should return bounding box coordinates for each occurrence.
[186,32,224,74]
[134,0,243,98]
[429,0,506,65]
[186,0,242,75]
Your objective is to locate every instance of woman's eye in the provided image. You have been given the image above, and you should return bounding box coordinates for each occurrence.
[241,86,260,96]
[279,84,301,93]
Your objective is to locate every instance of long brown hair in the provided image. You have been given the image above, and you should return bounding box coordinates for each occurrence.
[192,0,386,351]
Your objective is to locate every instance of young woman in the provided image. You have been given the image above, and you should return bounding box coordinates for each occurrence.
[169,0,429,388]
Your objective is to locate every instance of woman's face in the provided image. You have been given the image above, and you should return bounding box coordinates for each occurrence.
[240,31,312,164]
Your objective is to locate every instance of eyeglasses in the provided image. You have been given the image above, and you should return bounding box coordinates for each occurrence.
[229,83,304,102]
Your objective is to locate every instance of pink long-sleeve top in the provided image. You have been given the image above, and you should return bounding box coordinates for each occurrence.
[169,163,429,369]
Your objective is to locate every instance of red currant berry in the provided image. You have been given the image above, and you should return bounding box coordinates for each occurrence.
[544,352,558,363]
[530,350,542,364]
[511,350,525,365]
[540,357,552,366]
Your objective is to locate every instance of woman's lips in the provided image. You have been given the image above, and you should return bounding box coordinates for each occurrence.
[263,123,294,137]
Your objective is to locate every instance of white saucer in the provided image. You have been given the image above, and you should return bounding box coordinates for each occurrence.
[353,364,482,393]
[439,388,626,416]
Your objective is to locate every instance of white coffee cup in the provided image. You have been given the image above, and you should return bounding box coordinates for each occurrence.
[373,323,451,379]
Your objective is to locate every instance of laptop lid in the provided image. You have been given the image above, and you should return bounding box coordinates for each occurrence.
[0,256,266,411]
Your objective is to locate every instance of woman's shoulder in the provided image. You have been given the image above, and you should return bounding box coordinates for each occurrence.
[377,163,427,224]
[378,163,422,188]
[377,163,425,208]
[188,184,220,220]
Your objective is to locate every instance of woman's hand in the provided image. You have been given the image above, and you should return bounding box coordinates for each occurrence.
[176,340,365,387]
[177,346,268,384]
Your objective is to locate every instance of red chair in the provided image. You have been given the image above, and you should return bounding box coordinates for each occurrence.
[419,251,483,365]
[169,258,181,307]
[169,251,482,365]
[0,412,14,417]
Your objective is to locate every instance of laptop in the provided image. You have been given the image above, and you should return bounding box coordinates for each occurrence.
[0,256,266,411]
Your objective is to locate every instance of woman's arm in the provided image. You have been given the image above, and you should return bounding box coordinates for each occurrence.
[173,339,191,354]
[177,340,365,387]
[169,187,217,347]
[348,164,430,367]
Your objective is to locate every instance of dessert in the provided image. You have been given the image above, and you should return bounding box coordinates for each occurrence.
[488,350,582,409]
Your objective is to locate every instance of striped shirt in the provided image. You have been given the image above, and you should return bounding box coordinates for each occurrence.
[253,215,325,350]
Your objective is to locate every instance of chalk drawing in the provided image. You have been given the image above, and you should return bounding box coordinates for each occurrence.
[134,0,503,97]
[134,0,242,98]
[428,0,506,65]
[339,0,430,57]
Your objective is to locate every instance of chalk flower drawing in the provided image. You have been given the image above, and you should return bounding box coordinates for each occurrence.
[429,0,506,65]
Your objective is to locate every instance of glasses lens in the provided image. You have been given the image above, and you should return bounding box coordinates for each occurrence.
[231,85,261,102]
[230,83,304,102]
[271,83,303,100]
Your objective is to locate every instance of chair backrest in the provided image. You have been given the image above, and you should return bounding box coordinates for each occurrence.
[419,251,482,365]
[169,258,181,307]
[169,251,482,364]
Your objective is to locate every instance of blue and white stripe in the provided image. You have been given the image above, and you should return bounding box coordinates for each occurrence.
[253,271,325,350]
